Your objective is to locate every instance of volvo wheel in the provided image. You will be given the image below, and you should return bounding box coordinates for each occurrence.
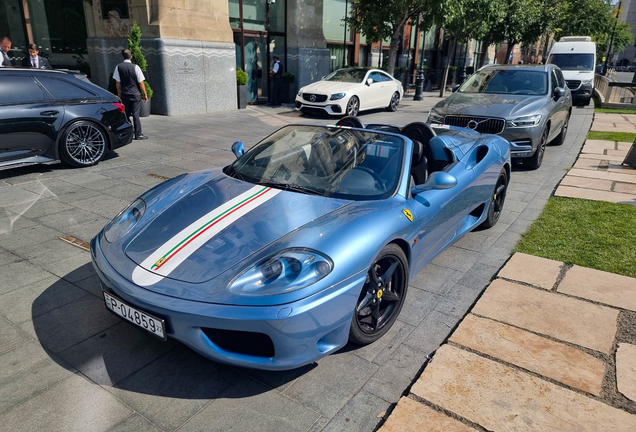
[60,121,107,168]
[523,126,548,170]
[553,112,570,146]
[349,244,408,345]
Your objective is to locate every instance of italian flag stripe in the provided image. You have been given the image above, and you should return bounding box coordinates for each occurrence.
[151,186,271,270]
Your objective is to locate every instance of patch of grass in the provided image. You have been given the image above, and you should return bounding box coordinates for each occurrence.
[587,130,636,142]
[514,196,636,278]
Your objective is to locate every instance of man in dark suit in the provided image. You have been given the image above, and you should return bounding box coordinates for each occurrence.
[1,36,12,67]
[269,55,283,105]
[22,44,52,69]
[113,49,148,140]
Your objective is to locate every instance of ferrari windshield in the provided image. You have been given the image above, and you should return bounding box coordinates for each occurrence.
[324,69,368,83]
[459,69,548,95]
[225,125,405,200]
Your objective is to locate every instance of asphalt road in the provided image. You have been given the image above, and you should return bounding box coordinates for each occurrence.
[0,97,593,432]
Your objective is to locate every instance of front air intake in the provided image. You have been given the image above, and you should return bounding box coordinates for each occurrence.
[202,328,275,357]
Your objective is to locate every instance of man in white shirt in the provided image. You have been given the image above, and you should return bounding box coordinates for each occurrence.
[113,49,148,140]
[269,55,283,105]
[1,36,12,67]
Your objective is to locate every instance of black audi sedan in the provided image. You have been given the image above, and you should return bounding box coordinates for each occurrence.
[0,68,133,169]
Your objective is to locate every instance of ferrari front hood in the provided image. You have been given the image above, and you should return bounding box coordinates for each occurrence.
[125,174,350,285]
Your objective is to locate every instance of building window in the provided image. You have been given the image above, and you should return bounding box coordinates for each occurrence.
[101,0,128,19]
[323,0,352,42]
[328,43,351,71]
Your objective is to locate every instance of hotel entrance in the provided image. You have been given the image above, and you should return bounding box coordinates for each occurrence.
[229,0,286,104]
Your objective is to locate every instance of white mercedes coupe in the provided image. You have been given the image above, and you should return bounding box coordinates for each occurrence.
[295,68,404,116]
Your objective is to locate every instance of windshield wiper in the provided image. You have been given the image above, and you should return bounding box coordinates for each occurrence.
[257,181,323,196]
[226,165,252,183]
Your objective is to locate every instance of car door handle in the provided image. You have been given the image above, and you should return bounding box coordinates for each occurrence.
[40,110,59,116]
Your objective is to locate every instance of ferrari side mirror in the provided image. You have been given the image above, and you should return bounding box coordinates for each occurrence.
[412,171,458,194]
[366,78,373,86]
[231,141,245,158]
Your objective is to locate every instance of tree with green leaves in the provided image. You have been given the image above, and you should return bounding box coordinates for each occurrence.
[346,0,444,75]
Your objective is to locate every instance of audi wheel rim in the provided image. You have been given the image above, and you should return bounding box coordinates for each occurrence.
[65,124,106,165]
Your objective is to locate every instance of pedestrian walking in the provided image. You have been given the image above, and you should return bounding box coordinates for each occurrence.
[1,36,12,67]
[21,44,51,69]
[113,49,148,140]
[269,55,283,105]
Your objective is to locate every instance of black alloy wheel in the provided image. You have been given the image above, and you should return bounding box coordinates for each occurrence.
[480,168,508,229]
[553,113,570,146]
[349,244,408,345]
[60,121,107,168]
[386,92,400,112]
[346,96,360,117]
[523,126,548,170]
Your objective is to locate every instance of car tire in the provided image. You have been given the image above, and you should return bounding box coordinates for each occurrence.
[59,120,107,168]
[346,96,360,117]
[480,168,508,229]
[523,126,548,170]
[553,113,570,146]
[386,92,400,112]
[349,244,408,345]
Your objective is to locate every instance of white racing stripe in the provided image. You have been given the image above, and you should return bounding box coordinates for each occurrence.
[132,185,280,286]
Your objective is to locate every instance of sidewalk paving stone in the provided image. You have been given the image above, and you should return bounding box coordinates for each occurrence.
[472,279,618,354]
[560,175,613,191]
[0,373,131,432]
[411,345,636,432]
[616,343,636,402]
[378,397,476,432]
[555,185,636,205]
[559,265,636,311]
[322,390,390,432]
[568,167,636,184]
[497,252,562,289]
[615,182,636,194]
[106,414,162,432]
[449,314,605,395]
[0,317,31,355]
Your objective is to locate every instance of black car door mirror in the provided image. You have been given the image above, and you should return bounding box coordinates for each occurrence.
[411,171,458,194]
[231,141,245,158]
[452,84,461,93]
[553,87,565,99]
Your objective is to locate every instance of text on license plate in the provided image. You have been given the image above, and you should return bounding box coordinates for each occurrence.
[103,292,166,340]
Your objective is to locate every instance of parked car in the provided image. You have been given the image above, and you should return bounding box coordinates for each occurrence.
[92,118,510,370]
[427,64,572,170]
[295,68,403,116]
[547,36,596,105]
[0,68,133,170]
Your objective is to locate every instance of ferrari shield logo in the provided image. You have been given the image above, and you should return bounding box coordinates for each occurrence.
[154,257,166,267]
[402,209,413,222]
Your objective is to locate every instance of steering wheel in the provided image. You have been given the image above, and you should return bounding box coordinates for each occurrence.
[353,166,386,190]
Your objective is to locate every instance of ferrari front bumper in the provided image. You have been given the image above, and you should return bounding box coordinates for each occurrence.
[91,237,366,370]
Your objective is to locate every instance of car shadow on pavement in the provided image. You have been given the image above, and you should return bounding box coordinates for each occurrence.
[31,263,316,400]
[0,151,121,180]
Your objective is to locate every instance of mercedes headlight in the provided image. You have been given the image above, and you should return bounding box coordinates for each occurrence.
[330,93,346,100]
[506,114,542,128]
[297,90,302,96]
[104,199,146,243]
[228,248,333,296]
[427,109,445,124]
[581,78,593,84]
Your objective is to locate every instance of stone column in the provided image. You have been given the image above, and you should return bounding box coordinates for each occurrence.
[86,0,236,115]
[286,0,330,89]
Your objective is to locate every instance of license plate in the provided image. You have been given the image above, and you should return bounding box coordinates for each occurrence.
[103,292,166,340]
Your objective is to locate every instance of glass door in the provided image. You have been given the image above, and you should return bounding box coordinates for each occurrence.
[244,34,268,104]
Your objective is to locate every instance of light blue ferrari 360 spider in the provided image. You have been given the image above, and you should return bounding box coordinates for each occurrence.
[91,117,511,370]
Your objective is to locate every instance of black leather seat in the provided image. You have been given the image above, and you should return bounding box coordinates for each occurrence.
[335,116,364,128]
[410,140,428,185]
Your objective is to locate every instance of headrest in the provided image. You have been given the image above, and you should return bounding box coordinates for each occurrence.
[335,116,365,128]
[412,140,423,166]
[400,122,436,146]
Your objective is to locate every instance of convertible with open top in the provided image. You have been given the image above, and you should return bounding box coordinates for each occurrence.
[91,117,511,370]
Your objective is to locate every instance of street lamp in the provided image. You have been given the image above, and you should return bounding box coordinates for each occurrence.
[342,0,349,68]
[604,0,622,75]
[413,21,426,101]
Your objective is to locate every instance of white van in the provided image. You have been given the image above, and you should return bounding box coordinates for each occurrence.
[547,36,596,105]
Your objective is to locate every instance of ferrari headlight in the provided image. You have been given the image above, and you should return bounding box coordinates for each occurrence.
[228,248,333,296]
[427,109,445,124]
[330,92,346,100]
[506,114,542,128]
[104,199,145,243]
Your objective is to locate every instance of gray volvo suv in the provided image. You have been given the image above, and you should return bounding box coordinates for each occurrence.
[427,64,572,170]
